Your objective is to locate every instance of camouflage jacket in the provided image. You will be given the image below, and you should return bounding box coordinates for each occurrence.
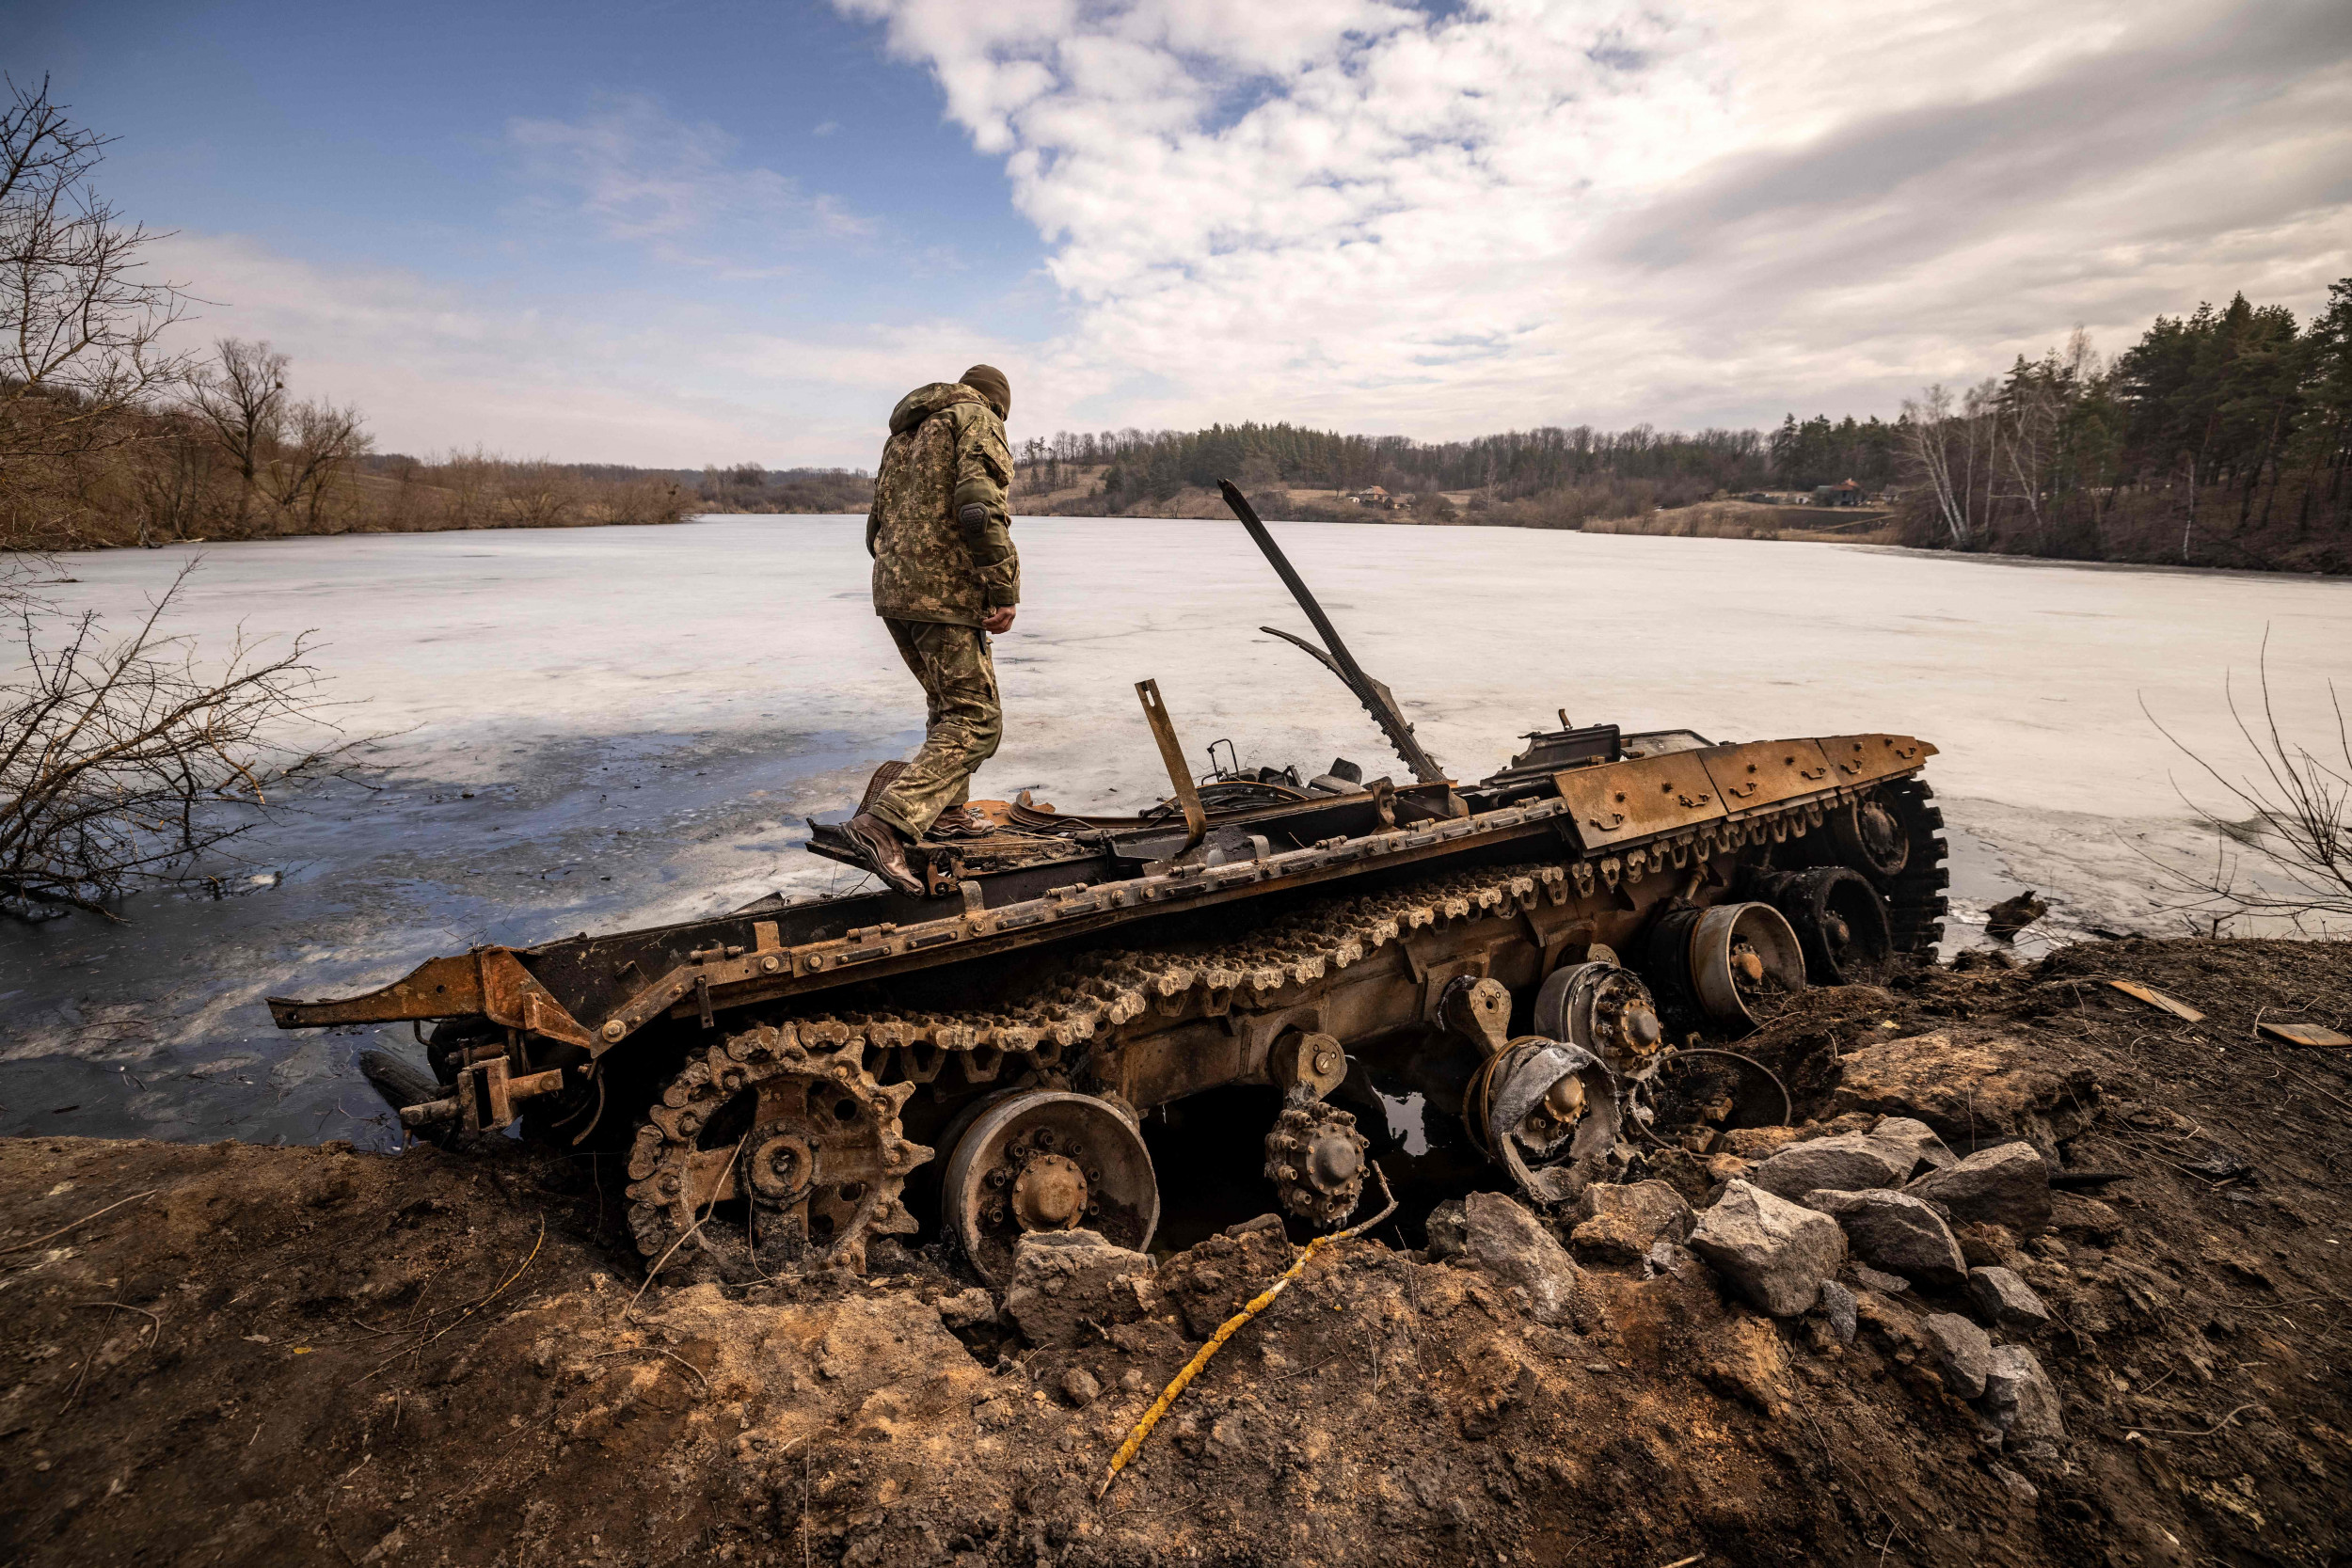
[866,382,1016,626]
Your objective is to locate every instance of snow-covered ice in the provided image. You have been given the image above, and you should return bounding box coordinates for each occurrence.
[5,515,2346,1147]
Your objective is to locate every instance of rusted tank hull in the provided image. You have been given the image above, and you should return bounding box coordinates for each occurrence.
[270,729,1946,1276]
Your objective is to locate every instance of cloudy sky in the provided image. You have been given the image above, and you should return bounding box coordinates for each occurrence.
[23,0,2352,467]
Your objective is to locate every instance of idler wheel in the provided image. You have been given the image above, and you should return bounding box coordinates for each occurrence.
[1763,865,1895,985]
[1833,793,1911,881]
[1533,960,1666,1080]
[1463,1037,1619,1199]
[942,1090,1158,1286]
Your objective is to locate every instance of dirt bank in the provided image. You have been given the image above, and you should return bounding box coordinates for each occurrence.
[4,937,2347,1567]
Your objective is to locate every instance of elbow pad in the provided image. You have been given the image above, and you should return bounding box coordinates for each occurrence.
[958,502,989,534]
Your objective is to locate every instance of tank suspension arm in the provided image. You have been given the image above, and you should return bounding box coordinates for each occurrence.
[1218,479,1446,785]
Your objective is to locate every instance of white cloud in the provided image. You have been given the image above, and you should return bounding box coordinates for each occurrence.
[147,231,1026,467]
[508,93,872,272]
[840,0,2352,437]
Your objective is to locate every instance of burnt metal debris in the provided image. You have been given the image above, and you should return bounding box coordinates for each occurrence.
[269,483,1950,1283]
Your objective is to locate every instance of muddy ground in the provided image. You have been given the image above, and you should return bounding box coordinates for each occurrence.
[3,936,2347,1567]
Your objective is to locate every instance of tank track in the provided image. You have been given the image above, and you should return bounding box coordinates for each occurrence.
[623,861,1574,1276]
[1879,776,1950,956]
[623,781,1938,1275]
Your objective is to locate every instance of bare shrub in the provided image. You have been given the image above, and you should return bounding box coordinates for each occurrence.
[0,564,355,919]
[499,462,582,528]
[2142,644,2351,934]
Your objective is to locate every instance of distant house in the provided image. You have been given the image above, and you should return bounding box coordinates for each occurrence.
[1812,479,1865,507]
[1349,485,1405,510]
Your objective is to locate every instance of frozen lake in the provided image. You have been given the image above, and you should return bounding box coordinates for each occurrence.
[6,515,2346,1148]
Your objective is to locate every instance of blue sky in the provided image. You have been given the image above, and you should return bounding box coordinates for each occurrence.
[14,0,2351,466]
[25,1,1038,316]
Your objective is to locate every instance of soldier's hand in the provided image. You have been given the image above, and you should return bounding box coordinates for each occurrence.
[982,606,1017,635]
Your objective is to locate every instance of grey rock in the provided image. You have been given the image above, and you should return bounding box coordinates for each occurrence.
[1953,1221,2021,1268]
[1869,1116,1958,1178]
[1981,1345,2067,1444]
[1922,1312,1994,1399]
[1907,1143,2053,1234]
[1748,1133,1913,1201]
[2010,1439,2070,1478]
[1568,1180,1694,1263]
[1644,1239,1709,1286]
[934,1287,999,1332]
[1462,1191,1581,1325]
[1224,1212,1286,1239]
[1967,1266,2051,1333]
[1000,1229,1158,1348]
[1817,1279,1858,1345]
[1687,1180,1847,1317]
[1989,1463,2039,1505]
[1523,1164,1586,1207]
[1424,1197,1468,1261]
[1060,1367,1101,1409]
[1852,1263,1912,1294]
[1802,1188,1968,1289]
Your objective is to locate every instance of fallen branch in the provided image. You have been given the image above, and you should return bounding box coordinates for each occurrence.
[626,1133,747,1323]
[0,1188,157,1255]
[72,1299,162,1344]
[2120,1402,2266,1438]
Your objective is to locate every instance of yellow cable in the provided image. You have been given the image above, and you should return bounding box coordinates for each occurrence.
[1097,1166,1395,1500]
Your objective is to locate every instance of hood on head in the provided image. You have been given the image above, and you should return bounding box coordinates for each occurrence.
[889,382,987,436]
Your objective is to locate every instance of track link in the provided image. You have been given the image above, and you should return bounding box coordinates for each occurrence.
[1879,776,1951,956]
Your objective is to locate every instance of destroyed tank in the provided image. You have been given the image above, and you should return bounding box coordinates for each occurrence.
[270,483,1947,1283]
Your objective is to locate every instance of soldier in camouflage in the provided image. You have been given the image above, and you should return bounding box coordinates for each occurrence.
[842,364,1018,895]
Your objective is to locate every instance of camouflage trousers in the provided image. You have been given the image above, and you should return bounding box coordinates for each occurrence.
[871,618,1002,840]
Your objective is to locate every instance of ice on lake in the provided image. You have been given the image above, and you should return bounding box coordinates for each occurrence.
[6,514,2347,1148]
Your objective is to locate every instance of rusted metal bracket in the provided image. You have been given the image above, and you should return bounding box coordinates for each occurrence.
[1136,679,1208,851]
[268,945,596,1051]
[1269,1031,1347,1099]
[400,1056,568,1133]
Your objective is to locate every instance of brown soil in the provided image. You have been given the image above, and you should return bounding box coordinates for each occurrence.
[4,937,2347,1567]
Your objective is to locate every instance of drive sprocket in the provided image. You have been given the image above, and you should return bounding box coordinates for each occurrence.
[624,1023,930,1281]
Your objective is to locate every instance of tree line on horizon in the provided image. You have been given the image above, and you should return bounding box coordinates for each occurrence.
[999,279,2350,572]
[5,75,2345,573]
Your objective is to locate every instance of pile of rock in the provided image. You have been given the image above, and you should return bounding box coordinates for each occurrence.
[1669,1112,2065,1454]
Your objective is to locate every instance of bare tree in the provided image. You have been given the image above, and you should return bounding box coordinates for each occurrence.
[186,338,287,535]
[2141,643,2352,934]
[0,75,195,489]
[127,405,215,546]
[500,461,580,528]
[264,395,371,529]
[0,564,353,919]
[1899,380,1999,547]
[1998,373,2060,551]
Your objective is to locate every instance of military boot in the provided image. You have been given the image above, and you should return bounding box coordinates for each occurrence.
[844,812,923,896]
